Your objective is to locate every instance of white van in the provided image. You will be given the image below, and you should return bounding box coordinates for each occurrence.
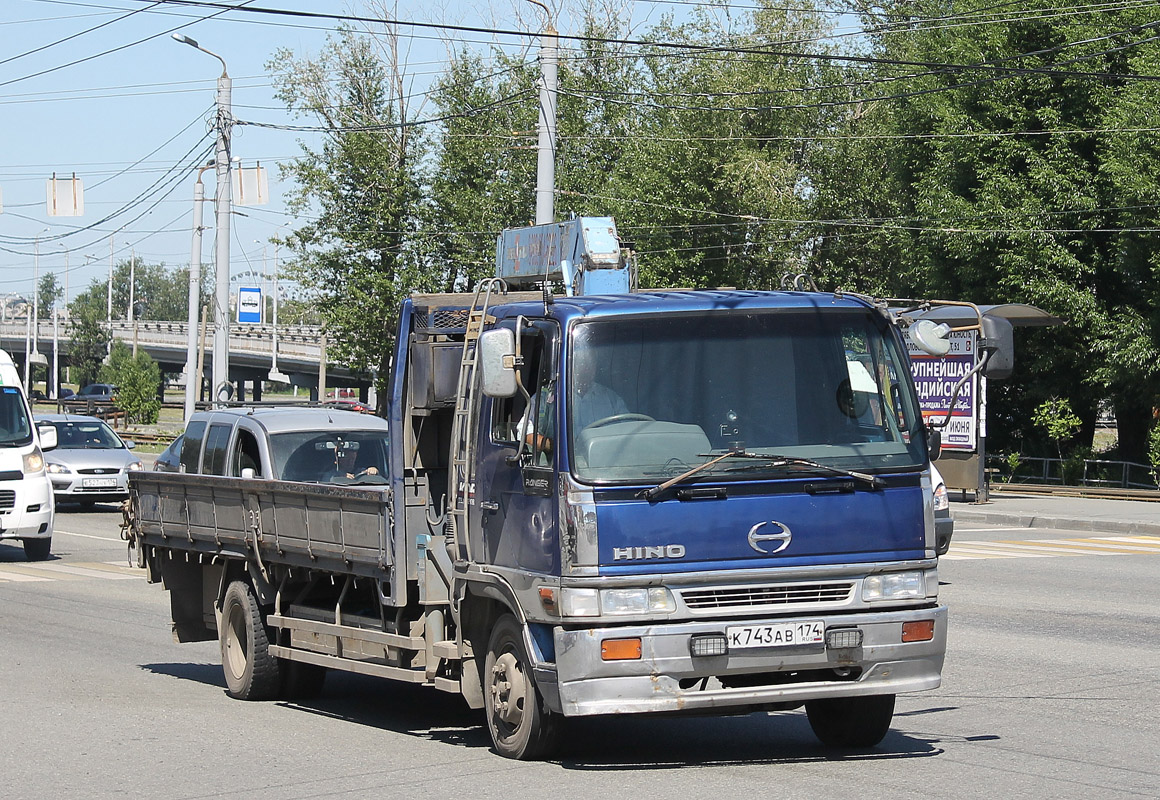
[0,351,57,560]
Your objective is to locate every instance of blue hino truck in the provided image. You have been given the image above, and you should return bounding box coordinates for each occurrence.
[126,217,1019,759]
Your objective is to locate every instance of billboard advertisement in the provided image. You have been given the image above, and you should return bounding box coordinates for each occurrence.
[907,329,978,451]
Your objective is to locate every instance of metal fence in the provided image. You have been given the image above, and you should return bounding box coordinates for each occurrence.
[987,454,1158,490]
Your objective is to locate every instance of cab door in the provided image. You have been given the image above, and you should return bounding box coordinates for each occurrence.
[472,319,560,575]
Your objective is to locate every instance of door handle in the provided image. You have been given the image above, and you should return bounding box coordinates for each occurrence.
[480,500,499,513]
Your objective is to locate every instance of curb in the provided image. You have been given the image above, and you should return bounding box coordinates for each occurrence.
[953,508,1160,536]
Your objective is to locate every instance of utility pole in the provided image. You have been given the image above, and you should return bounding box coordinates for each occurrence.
[173,32,233,405]
[107,235,114,360]
[184,162,214,421]
[531,2,558,225]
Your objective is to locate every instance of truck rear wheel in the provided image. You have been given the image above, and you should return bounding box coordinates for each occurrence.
[220,580,282,700]
[806,694,895,748]
[484,614,560,760]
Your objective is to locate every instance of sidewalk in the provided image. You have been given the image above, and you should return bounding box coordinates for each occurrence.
[952,490,1160,536]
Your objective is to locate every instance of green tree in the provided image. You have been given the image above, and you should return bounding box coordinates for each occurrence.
[269,27,433,409]
[66,300,110,388]
[811,1,1160,462]
[38,272,62,318]
[100,341,161,424]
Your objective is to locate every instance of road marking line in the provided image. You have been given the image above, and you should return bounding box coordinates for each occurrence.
[54,529,123,542]
[1029,538,1160,553]
[0,570,53,582]
[0,565,82,581]
[19,563,138,580]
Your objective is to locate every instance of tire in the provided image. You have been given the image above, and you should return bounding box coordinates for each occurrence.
[282,661,328,701]
[483,614,561,760]
[806,694,896,749]
[23,537,51,561]
[219,580,283,700]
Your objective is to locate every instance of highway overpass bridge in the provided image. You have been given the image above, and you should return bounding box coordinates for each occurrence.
[1,319,375,402]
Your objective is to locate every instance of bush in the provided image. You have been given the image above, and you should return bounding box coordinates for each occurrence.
[100,342,161,425]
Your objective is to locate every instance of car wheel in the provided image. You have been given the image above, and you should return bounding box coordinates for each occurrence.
[806,694,895,748]
[23,537,51,561]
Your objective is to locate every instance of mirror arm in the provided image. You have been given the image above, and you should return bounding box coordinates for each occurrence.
[930,349,992,429]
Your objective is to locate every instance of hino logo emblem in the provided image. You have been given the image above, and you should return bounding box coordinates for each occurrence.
[613,544,686,561]
[748,521,792,554]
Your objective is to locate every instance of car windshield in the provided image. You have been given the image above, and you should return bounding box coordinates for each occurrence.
[52,419,124,449]
[568,307,927,484]
[270,430,390,483]
[0,387,33,447]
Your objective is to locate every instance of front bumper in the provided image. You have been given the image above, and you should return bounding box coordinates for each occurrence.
[0,477,55,541]
[935,510,953,556]
[546,605,947,716]
[49,472,129,503]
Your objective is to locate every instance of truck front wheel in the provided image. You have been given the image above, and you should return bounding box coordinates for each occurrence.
[483,614,560,760]
[220,580,282,700]
[806,694,895,748]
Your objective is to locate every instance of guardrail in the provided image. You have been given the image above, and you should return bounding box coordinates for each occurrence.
[987,454,1158,491]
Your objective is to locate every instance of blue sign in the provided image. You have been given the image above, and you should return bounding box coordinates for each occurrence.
[237,286,262,324]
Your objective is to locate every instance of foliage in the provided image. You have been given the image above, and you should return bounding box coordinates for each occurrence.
[99,341,161,425]
[66,302,109,388]
[1032,398,1082,460]
[268,28,433,409]
[1005,451,1024,483]
[1149,423,1160,485]
[69,258,207,322]
[38,272,62,317]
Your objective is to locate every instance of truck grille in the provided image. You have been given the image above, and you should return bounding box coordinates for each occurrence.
[0,490,15,510]
[680,582,854,610]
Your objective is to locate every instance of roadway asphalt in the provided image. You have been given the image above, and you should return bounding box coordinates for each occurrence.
[952,490,1160,535]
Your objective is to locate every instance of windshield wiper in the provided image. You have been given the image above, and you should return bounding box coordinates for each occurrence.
[637,449,887,501]
[724,452,886,489]
[636,449,749,501]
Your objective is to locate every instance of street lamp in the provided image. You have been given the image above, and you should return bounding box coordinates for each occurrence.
[26,228,49,392]
[183,160,215,421]
[173,32,233,405]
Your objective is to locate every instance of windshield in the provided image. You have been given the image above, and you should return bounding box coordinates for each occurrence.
[568,307,926,483]
[52,419,124,449]
[270,430,390,484]
[0,387,33,447]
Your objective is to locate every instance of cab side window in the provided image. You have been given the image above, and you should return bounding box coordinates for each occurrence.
[230,429,263,477]
[179,421,207,474]
[492,327,554,465]
[203,423,232,476]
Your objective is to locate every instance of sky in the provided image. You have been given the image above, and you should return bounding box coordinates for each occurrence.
[0,0,850,312]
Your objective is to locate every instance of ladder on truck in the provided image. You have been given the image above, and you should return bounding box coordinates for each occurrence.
[446,278,506,566]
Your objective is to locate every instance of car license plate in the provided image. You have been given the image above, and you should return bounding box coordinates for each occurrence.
[726,620,825,649]
[82,478,118,488]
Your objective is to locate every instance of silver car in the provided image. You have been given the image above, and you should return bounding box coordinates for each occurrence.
[36,414,143,507]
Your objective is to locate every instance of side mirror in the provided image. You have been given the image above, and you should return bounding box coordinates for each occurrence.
[479,328,518,398]
[979,315,1015,380]
[241,467,256,480]
[926,425,942,461]
[123,440,137,450]
[909,320,952,356]
[38,425,58,451]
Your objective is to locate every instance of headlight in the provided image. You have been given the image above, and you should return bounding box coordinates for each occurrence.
[558,586,676,617]
[23,448,44,474]
[601,587,675,615]
[933,481,949,512]
[128,461,144,471]
[862,571,925,601]
[46,462,71,475]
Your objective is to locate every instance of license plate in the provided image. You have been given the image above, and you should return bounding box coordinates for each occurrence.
[726,620,825,649]
[82,478,118,488]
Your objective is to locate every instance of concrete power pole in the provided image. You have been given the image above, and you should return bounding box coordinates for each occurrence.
[534,17,558,225]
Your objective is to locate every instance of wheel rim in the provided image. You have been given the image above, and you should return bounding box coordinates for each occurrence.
[490,650,528,732]
[223,603,249,679]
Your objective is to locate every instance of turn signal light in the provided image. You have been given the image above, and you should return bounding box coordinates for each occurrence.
[902,620,935,642]
[601,638,642,661]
